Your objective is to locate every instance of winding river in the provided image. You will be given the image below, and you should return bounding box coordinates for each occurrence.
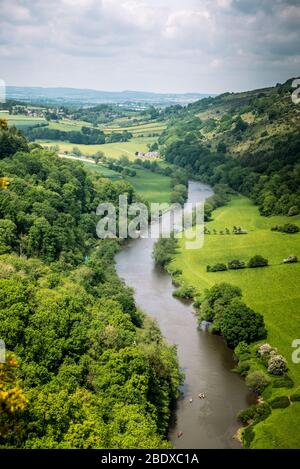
[115,181,252,449]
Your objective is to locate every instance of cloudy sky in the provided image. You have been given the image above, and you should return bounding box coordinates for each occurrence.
[0,0,300,93]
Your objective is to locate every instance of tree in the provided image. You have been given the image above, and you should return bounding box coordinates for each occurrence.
[228,259,245,270]
[218,299,267,348]
[248,255,268,268]
[246,371,270,394]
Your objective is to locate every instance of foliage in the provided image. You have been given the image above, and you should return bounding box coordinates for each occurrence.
[247,255,268,268]
[227,259,245,270]
[0,131,181,449]
[242,426,255,448]
[246,371,270,395]
[272,223,299,234]
[270,396,290,409]
[267,355,288,375]
[172,285,195,299]
[238,402,271,425]
[153,235,178,268]
[198,283,266,348]
[218,299,267,348]
[206,262,227,272]
[290,392,300,402]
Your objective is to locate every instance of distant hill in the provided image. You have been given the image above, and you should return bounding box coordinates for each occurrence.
[6,86,213,107]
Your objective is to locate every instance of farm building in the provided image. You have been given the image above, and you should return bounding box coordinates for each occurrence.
[136,151,160,159]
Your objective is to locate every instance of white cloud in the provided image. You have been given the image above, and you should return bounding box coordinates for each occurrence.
[0,0,299,92]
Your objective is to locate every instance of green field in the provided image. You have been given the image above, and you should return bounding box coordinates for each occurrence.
[39,136,157,160]
[104,121,166,136]
[81,161,122,180]
[170,196,300,447]
[80,160,171,203]
[124,168,171,203]
[48,119,94,132]
[0,111,46,129]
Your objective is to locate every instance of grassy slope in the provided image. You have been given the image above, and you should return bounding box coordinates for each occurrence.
[170,196,300,447]
[124,168,171,203]
[81,162,171,204]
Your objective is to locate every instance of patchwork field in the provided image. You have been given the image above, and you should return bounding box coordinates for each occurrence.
[170,196,300,447]
[38,136,157,160]
[0,111,46,129]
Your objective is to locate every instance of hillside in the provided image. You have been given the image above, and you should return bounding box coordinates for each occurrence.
[159,78,300,449]
[160,78,300,217]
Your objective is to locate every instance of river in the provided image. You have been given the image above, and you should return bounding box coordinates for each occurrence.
[115,180,252,449]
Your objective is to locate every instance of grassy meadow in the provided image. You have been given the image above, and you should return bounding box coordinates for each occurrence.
[170,196,300,447]
[38,136,157,160]
[82,161,171,204]
[124,168,171,203]
[0,111,46,129]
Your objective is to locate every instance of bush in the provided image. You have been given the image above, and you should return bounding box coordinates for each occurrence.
[228,259,245,270]
[282,223,300,233]
[238,402,271,425]
[248,255,268,268]
[272,223,300,233]
[273,374,294,389]
[270,396,290,409]
[288,206,299,217]
[235,341,252,361]
[173,285,196,300]
[153,235,178,267]
[206,263,228,272]
[290,392,300,402]
[246,371,270,394]
[268,354,288,375]
[242,426,255,448]
[235,360,251,376]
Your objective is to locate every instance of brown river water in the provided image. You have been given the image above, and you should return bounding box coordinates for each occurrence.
[115,180,253,449]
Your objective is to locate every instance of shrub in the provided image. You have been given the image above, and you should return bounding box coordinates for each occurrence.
[257,343,275,357]
[235,360,251,376]
[290,393,300,402]
[248,255,268,268]
[228,259,245,270]
[273,374,294,389]
[206,263,228,272]
[246,371,270,394]
[288,206,299,217]
[272,223,300,233]
[173,285,196,300]
[153,235,178,267]
[268,354,288,375]
[235,341,252,361]
[270,396,290,409]
[242,426,255,448]
[238,402,271,425]
[283,255,298,264]
[282,223,299,233]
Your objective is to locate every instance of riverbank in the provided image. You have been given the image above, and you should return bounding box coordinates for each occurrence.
[115,181,251,449]
[169,194,300,448]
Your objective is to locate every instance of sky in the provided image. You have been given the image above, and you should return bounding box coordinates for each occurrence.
[0,0,300,94]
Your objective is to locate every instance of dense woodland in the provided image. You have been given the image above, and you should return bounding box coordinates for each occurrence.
[0,122,181,448]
